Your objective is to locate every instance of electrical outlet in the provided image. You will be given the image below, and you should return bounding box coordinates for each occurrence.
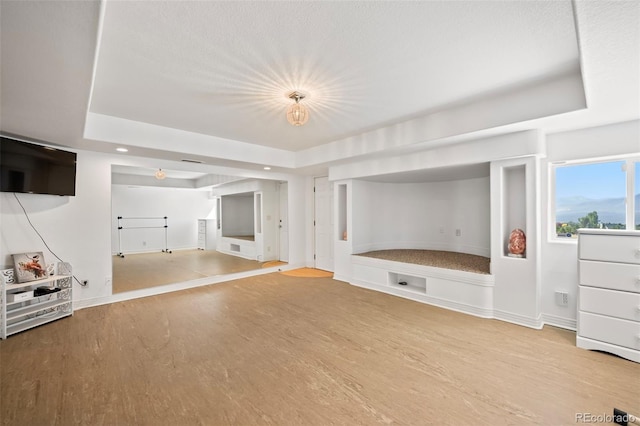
[142,241,147,246]
[555,290,569,306]
[439,226,444,234]
[455,229,461,236]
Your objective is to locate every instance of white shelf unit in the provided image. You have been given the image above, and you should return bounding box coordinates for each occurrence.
[577,229,640,363]
[388,272,427,295]
[1,262,73,339]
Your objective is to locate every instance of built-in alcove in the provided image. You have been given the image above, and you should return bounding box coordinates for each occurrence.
[215,180,280,262]
[502,165,526,258]
[340,163,496,319]
[337,184,347,241]
[221,192,254,239]
[350,163,491,258]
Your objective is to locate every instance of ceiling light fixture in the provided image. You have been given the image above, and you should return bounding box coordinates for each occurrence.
[155,168,166,180]
[286,91,309,126]
[116,147,128,152]
[263,166,271,170]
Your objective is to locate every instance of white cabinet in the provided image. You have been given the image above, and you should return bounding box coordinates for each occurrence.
[197,219,216,250]
[1,262,73,339]
[577,229,640,363]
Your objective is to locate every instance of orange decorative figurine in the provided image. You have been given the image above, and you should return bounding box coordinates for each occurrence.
[508,228,526,257]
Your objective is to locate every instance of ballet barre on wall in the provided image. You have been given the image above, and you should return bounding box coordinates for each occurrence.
[116,216,172,258]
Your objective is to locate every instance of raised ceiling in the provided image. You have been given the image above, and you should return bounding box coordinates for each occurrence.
[1,1,638,172]
[90,0,580,152]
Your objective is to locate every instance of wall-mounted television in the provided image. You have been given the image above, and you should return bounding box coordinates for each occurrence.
[1,137,77,196]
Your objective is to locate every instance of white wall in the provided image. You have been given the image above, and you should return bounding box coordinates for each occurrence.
[351,177,491,257]
[111,186,214,254]
[287,175,310,268]
[540,120,640,328]
[0,150,311,308]
[1,151,114,305]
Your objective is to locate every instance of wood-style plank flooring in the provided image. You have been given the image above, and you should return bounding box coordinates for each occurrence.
[1,273,638,425]
[112,249,267,293]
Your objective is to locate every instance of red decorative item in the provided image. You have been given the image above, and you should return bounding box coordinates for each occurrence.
[508,229,526,257]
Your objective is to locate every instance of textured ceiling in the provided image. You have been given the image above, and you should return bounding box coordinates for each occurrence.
[1,0,638,175]
[90,0,580,151]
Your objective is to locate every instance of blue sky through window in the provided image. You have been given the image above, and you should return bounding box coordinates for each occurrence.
[556,161,625,199]
[555,161,627,228]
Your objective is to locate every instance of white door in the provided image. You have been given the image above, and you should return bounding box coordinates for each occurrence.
[279,182,289,262]
[314,177,334,271]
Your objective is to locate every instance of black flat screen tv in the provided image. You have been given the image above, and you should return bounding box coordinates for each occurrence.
[1,137,77,196]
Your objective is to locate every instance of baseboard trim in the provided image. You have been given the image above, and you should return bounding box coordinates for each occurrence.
[493,309,543,329]
[350,279,494,319]
[541,313,576,331]
[74,262,304,311]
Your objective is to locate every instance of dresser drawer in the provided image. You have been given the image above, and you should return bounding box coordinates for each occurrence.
[579,260,640,293]
[580,286,640,322]
[579,312,640,350]
[579,234,640,264]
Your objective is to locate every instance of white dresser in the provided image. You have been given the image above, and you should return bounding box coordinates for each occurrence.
[197,219,217,250]
[577,229,640,363]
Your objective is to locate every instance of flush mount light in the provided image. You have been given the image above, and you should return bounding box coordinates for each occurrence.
[286,91,309,126]
[155,168,166,180]
[263,166,271,170]
[116,147,128,152]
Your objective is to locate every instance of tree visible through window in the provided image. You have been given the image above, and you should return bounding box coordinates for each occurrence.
[555,161,626,238]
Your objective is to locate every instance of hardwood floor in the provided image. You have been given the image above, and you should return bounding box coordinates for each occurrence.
[1,273,638,425]
[112,249,268,293]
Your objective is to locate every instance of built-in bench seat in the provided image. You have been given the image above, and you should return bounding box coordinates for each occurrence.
[218,236,257,260]
[350,250,494,318]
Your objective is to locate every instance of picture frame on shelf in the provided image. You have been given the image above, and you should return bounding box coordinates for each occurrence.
[12,252,47,283]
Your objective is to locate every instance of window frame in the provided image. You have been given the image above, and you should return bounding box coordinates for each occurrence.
[549,156,640,243]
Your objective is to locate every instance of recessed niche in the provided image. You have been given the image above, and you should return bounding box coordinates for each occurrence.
[255,193,262,234]
[221,192,255,238]
[502,165,526,258]
[388,272,426,294]
[216,198,221,230]
[337,184,347,241]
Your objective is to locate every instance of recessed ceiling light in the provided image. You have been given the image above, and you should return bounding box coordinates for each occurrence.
[155,169,166,180]
[263,166,271,170]
[116,147,128,152]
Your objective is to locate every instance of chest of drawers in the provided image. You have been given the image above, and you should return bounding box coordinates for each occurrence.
[197,219,217,250]
[577,229,640,363]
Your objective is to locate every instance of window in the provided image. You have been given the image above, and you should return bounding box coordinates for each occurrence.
[553,159,638,239]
